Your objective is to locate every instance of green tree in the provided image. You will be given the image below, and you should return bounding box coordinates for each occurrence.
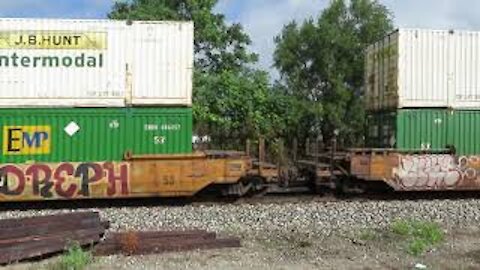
[273,0,393,147]
[109,0,278,148]
[194,69,286,148]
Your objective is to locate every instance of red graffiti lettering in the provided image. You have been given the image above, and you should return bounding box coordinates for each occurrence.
[1,165,26,196]
[54,163,76,198]
[0,162,129,198]
[25,164,52,197]
[103,162,129,196]
[75,163,103,197]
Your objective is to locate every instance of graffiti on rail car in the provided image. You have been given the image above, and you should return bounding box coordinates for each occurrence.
[0,162,129,199]
[392,155,480,189]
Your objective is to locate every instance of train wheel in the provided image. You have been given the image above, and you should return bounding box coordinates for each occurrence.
[246,177,268,197]
[220,181,252,197]
[335,177,366,195]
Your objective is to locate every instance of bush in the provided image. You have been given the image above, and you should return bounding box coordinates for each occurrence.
[390,220,444,256]
[49,243,92,270]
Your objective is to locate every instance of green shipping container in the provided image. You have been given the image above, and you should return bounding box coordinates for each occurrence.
[366,109,480,155]
[0,107,192,163]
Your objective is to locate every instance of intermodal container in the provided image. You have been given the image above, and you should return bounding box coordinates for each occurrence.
[0,18,193,107]
[365,29,480,111]
[0,107,192,163]
[366,109,480,155]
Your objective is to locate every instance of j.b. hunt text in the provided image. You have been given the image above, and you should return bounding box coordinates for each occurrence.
[14,34,83,47]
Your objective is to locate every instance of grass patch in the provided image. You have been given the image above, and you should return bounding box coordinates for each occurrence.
[390,219,444,256]
[358,229,378,241]
[48,243,93,270]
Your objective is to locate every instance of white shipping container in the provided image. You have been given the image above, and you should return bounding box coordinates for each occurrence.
[0,18,193,107]
[365,28,480,110]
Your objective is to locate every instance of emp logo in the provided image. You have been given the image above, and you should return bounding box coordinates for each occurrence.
[3,126,51,155]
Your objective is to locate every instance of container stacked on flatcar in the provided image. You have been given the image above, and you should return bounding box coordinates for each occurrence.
[365,29,480,155]
[0,18,194,162]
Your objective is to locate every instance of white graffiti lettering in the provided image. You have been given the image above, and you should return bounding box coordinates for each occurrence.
[393,155,480,189]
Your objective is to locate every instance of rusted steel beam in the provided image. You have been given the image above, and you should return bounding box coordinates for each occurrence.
[94,230,240,257]
[0,217,101,240]
[102,231,217,244]
[94,237,241,256]
[0,227,105,248]
[0,228,102,264]
[0,212,99,229]
[0,211,106,264]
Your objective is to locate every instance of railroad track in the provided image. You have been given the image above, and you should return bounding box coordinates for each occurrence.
[1,190,480,211]
[210,191,480,205]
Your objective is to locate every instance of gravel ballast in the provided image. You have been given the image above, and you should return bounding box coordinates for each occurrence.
[5,199,480,270]
[1,199,479,235]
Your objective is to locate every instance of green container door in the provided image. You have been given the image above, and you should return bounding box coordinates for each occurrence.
[0,107,192,163]
[128,108,193,156]
[450,111,480,155]
[367,109,480,155]
[367,110,449,150]
[396,110,449,151]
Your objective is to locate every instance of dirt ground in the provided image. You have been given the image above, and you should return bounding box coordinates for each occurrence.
[5,225,480,270]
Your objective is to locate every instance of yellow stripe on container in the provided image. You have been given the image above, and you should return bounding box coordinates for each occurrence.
[0,31,107,50]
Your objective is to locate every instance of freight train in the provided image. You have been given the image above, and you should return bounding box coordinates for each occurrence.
[0,19,479,202]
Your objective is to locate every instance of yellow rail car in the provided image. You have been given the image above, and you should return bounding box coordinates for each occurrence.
[350,150,480,191]
[0,151,271,202]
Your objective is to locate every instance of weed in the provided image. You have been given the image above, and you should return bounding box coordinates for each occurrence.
[48,242,92,270]
[390,219,444,256]
[358,229,378,241]
[408,238,428,257]
[391,220,411,236]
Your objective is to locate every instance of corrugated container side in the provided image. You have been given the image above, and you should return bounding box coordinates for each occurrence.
[129,108,193,156]
[0,18,193,107]
[130,22,193,105]
[398,29,451,108]
[396,110,449,151]
[365,31,399,111]
[0,107,192,163]
[449,31,480,108]
[449,110,480,155]
[366,109,480,155]
[366,110,448,150]
[365,29,480,110]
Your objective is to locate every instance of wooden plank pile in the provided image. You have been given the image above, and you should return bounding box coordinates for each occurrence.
[94,230,241,256]
[0,211,107,264]
[0,211,241,264]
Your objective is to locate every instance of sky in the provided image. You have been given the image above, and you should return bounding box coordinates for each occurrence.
[0,0,479,75]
